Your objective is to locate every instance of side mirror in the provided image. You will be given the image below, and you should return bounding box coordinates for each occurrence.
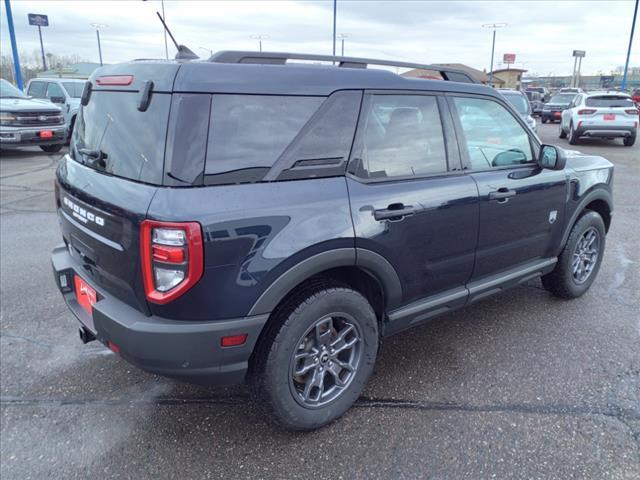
[538,144,566,170]
[50,96,65,104]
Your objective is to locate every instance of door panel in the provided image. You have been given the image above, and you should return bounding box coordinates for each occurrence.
[470,167,567,279]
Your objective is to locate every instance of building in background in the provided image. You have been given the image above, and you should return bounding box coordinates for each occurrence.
[36,62,101,79]
[402,64,505,86]
[523,68,640,91]
[491,68,527,89]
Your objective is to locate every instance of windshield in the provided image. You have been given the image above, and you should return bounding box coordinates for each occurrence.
[549,94,576,104]
[62,82,84,98]
[501,92,530,115]
[0,79,26,99]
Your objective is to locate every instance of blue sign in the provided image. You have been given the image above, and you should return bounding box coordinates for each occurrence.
[28,14,49,27]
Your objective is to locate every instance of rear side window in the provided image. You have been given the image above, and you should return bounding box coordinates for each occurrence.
[585,96,634,108]
[62,82,84,98]
[73,91,171,185]
[205,95,324,184]
[350,94,448,179]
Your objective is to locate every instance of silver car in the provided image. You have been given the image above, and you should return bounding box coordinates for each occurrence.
[497,89,537,133]
[0,79,66,152]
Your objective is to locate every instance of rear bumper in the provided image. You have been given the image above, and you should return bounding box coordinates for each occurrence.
[0,125,66,145]
[51,244,269,386]
[575,125,636,138]
[541,112,563,121]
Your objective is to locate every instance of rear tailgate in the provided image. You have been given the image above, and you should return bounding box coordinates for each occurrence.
[583,95,638,127]
[56,62,180,314]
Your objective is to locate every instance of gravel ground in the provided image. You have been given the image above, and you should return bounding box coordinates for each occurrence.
[1,121,638,479]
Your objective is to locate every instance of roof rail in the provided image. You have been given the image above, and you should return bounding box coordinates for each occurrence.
[209,51,479,84]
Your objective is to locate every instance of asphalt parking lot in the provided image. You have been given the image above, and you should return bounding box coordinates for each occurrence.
[1,122,638,479]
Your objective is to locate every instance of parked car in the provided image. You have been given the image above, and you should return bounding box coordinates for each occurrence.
[541,93,577,123]
[525,86,550,102]
[560,91,638,146]
[524,90,544,116]
[26,78,84,141]
[52,52,614,430]
[0,78,66,152]
[497,89,537,132]
[559,87,583,94]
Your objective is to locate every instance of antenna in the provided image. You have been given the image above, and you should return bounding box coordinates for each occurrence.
[155,11,198,60]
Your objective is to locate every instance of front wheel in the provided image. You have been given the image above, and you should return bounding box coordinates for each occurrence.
[623,135,636,147]
[541,118,548,124]
[40,144,63,153]
[249,284,378,430]
[542,211,606,299]
[568,122,580,145]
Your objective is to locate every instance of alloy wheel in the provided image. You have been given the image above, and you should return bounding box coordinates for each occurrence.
[572,226,600,284]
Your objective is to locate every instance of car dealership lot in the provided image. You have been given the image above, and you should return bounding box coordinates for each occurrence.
[1,123,638,479]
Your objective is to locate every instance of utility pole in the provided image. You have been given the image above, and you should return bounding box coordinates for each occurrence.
[621,0,638,90]
[332,0,337,58]
[4,0,23,89]
[250,35,268,52]
[482,23,507,87]
[338,33,349,56]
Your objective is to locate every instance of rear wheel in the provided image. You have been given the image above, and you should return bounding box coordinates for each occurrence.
[568,122,580,145]
[249,283,378,430]
[623,134,636,147]
[542,211,605,299]
[40,144,63,153]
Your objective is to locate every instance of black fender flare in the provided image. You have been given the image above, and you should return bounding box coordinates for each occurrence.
[247,248,402,316]
[560,188,612,248]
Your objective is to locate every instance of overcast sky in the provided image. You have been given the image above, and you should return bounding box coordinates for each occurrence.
[1,0,637,76]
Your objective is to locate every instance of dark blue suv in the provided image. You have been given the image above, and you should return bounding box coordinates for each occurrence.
[51,51,614,430]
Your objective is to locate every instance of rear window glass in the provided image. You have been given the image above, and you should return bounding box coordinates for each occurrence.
[62,82,84,98]
[585,96,634,108]
[72,91,170,185]
[205,95,324,184]
[501,92,530,115]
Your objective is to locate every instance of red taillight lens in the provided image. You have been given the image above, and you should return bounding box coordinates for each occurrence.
[140,220,203,304]
[96,75,133,86]
[221,334,248,347]
[625,109,639,115]
[577,109,596,115]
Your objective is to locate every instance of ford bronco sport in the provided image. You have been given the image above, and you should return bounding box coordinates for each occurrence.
[51,51,614,430]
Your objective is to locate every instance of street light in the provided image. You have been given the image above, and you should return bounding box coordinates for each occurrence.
[142,0,169,60]
[90,23,108,66]
[482,23,507,87]
[250,34,269,52]
[337,33,350,56]
[198,47,213,57]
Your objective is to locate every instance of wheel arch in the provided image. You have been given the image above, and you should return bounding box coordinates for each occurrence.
[560,188,612,248]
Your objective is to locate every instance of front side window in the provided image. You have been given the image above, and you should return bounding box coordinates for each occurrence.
[351,94,447,179]
[46,82,64,100]
[205,95,324,184]
[453,96,534,170]
[27,81,46,98]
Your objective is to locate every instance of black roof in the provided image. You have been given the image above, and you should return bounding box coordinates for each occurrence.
[90,51,499,98]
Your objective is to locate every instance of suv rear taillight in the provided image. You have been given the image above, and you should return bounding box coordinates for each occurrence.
[140,220,203,304]
[625,108,639,115]
[577,109,596,115]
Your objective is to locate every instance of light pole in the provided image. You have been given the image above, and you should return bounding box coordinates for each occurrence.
[90,23,107,66]
[250,34,269,52]
[621,0,638,90]
[337,33,350,56]
[482,23,507,87]
[198,47,213,57]
[142,0,169,59]
[332,0,337,57]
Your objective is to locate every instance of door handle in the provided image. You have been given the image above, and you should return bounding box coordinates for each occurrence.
[488,188,517,202]
[373,203,416,221]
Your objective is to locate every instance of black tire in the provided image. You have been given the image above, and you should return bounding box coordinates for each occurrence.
[623,135,636,147]
[559,124,567,139]
[568,122,580,145]
[542,211,606,299]
[541,118,547,124]
[249,282,378,430]
[40,144,63,153]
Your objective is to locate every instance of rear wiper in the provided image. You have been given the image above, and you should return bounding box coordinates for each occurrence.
[78,148,108,170]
